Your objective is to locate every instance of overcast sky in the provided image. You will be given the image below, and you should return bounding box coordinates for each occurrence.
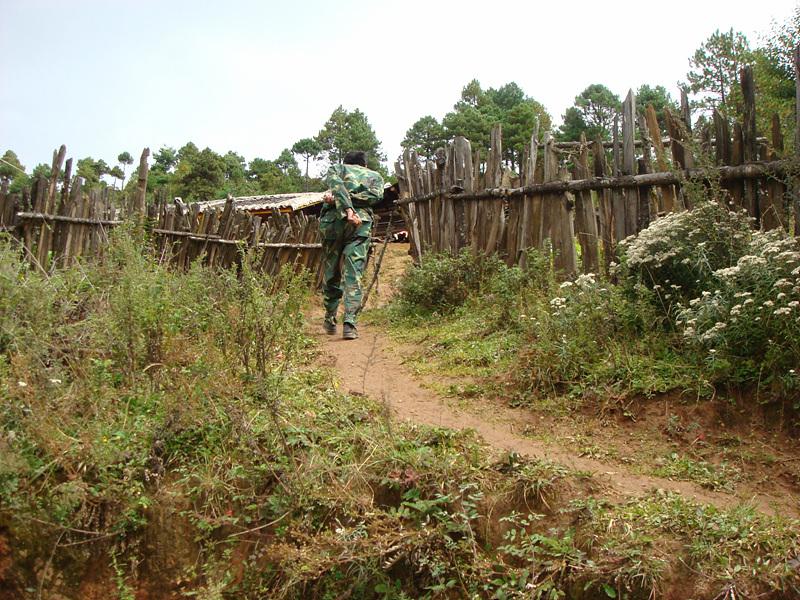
[1,0,795,176]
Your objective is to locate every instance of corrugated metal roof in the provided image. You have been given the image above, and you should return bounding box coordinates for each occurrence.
[196,192,325,213]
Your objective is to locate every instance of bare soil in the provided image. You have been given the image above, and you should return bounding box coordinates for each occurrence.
[311,244,800,518]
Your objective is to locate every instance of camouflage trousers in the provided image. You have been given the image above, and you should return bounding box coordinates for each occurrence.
[321,234,370,325]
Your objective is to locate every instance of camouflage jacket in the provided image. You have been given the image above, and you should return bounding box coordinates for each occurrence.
[321,164,384,238]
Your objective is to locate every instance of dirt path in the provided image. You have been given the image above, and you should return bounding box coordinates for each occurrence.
[309,245,799,517]
[314,326,798,515]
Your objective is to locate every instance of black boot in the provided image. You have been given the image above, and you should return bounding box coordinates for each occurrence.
[323,316,337,335]
[342,323,358,340]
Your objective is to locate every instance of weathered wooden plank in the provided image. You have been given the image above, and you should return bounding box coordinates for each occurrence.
[741,65,759,222]
[635,114,653,232]
[680,88,692,134]
[35,146,66,269]
[453,136,470,251]
[712,109,732,166]
[573,135,599,273]
[541,134,576,277]
[483,124,504,254]
[644,104,676,213]
[621,91,638,237]
[553,165,577,278]
[133,148,150,220]
[762,113,786,230]
[62,177,82,265]
[610,113,626,244]
[730,123,745,210]
[622,91,636,175]
[23,177,45,262]
[516,124,540,267]
[592,136,614,274]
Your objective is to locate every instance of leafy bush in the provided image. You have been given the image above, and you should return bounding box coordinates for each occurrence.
[617,201,754,311]
[398,249,526,313]
[512,272,694,400]
[389,247,700,402]
[0,229,311,541]
[677,230,800,391]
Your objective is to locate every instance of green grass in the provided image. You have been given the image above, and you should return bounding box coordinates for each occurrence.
[651,453,743,492]
[366,305,521,385]
[369,250,711,410]
[2,234,799,599]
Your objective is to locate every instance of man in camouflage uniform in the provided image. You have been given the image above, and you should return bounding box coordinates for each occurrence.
[320,151,384,339]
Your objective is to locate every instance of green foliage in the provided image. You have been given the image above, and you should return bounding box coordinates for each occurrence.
[404,80,552,170]
[386,248,698,403]
[275,148,300,176]
[557,84,621,142]
[109,165,124,188]
[503,99,550,169]
[636,84,678,134]
[152,146,178,172]
[0,149,25,182]
[76,156,110,187]
[291,137,323,187]
[174,145,225,201]
[760,6,799,79]
[584,491,800,595]
[685,28,752,115]
[316,105,385,171]
[676,231,800,391]
[753,7,799,152]
[512,270,700,401]
[610,190,800,396]
[221,150,247,191]
[652,453,742,491]
[0,228,312,547]
[398,250,524,314]
[401,115,447,161]
[31,163,53,180]
[442,104,493,151]
[0,150,29,193]
[616,200,754,308]
[449,81,552,168]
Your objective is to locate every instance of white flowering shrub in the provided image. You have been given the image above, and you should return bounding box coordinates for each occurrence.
[516,272,669,396]
[616,201,754,310]
[676,230,800,391]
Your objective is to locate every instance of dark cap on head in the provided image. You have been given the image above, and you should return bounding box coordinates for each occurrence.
[343,151,368,167]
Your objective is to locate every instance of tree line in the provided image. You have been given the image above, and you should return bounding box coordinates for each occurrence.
[0,9,796,203]
[402,11,798,161]
[0,105,384,204]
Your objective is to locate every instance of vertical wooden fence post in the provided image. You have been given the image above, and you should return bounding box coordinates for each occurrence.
[134,148,150,225]
[762,114,786,230]
[741,66,758,224]
[621,90,638,237]
[573,134,599,273]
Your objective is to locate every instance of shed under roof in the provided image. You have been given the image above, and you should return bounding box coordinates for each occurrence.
[196,191,325,214]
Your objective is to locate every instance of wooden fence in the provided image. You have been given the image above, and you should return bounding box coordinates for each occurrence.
[0,146,325,281]
[395,65,798,277]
